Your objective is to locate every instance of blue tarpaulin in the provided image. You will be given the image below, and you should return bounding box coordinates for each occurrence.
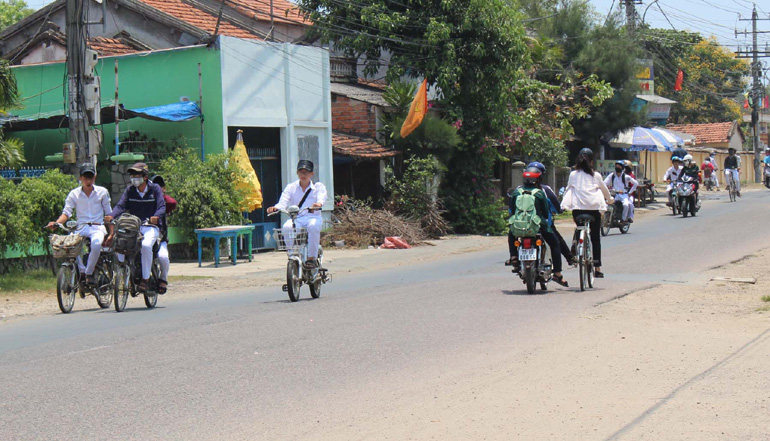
[0,101,202,132]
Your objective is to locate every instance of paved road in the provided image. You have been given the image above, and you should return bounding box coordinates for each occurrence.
[2,190,769,440]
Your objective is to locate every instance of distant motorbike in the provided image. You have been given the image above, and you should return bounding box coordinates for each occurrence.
[513,234,552,294]
[676,175,700,218]
[764,165,770,189]
[704,172,715,191]
[601,190,630,236]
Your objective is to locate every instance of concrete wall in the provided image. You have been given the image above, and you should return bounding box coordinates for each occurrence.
[219,37,333,210]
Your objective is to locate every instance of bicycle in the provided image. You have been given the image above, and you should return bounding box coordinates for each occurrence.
[726,171,738,202]
[47,221,114,313]
[268,205,331,302]
[572,214,595,292]
[113,219,162,312]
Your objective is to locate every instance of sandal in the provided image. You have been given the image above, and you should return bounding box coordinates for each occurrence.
[552,274,569,287]
[594,271,605,278]
[158,280,168,295]
[137,279,148,292]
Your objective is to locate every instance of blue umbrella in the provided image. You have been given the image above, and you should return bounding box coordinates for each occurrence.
[607,127,675,152]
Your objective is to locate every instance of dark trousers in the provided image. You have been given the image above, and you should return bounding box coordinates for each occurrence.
[571,209,602,267]
[508,228,563,273]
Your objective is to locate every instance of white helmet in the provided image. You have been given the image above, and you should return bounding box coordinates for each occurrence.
[683,154,693,164]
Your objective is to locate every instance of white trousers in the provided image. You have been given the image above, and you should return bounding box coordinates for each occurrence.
[614,193,633,220]
[283,216,321,258]
[117,225,159,280]
[628,195,635,220]
[158,241,170,282]
[725,170,740,191]
[76,225,106,275]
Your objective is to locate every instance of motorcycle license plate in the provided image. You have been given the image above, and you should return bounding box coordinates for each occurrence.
[518,248,537,261]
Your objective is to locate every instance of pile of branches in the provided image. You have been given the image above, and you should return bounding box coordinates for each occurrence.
[324,200,425,248]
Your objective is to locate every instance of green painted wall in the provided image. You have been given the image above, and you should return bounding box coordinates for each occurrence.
[10,45,225,170]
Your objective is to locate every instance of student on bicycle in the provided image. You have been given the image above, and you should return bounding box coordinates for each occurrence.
[47,163,112,287]
[105,162,166,293]
[151,175,177,294]
[724,147,741,197]
[508,166,568,287]
[560,148,613,278]
[267,160,327,269]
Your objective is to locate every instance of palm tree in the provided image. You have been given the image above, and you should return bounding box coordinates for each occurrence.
[0,59,24,168]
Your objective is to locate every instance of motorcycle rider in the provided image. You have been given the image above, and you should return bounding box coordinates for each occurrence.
[150,175,177,295]
[525,161,576,266]
[701,156,715,190]
[709,150,720,191]
[104,162,166,293]
[623,160,637,222]
[762,149,770,185]
[663,156,684,206]
[603,160,638,224]
[724,147,741,197]
[681,154,701,190]
[47,163,113,287]
[508,166,568,287]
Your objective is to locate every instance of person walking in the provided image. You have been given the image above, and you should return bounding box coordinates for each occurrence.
[560,148,613,278]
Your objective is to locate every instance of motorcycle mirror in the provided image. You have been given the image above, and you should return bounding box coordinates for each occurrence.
[65,220,78,229]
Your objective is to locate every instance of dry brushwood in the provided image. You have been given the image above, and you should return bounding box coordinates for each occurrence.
[324,201,425,248]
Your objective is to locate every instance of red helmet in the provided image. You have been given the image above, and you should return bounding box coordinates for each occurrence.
[522,166,541,185]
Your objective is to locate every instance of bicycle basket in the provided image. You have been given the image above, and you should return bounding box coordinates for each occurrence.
[49,234,85,259]
[273,228,308,252]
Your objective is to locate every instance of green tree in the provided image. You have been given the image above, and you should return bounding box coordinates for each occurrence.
[640,29,749,124]
[0,0,33,31]
[0,59,24,168]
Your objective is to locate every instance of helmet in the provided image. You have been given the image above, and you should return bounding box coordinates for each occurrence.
[615,160,625,166]
[151,175,165,187]
[711,150,717,155]
[522,166,542,185]
[623,160,633,168]
[671,156,682,162]
[578,148,594,160]
[728,147,736,153]
[527,161,546,174]
[683,154,693,163]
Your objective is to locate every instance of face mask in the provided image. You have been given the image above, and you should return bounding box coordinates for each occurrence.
[615,167,623,173]
[131,177,144,187]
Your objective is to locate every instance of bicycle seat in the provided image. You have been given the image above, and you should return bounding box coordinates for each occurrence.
[575,214,595,225]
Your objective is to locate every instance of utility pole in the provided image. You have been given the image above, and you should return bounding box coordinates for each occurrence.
[736,5,770,183]
[65,0,103,173]
[623,0,642,34]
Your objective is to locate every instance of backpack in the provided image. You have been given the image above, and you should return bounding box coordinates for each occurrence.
[508,188,542,237]
[114,214,142,254]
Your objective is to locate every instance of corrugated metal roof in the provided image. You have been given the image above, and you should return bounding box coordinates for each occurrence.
[331,82,390,107]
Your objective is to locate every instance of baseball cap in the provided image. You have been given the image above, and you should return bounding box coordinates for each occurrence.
[151,175,165,187]
[79,162,96,176]
[127,162,149,175]
[297,160,314,172]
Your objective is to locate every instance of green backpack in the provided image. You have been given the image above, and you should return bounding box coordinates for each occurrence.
[508,188,542,237]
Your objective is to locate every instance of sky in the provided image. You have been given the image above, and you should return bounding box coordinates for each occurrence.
[589,0,770,51]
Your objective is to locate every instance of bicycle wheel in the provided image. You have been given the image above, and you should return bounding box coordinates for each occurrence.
[56,264,77,314]
[729,179,736,202]
[585,233,594,288]
[95,261,113,309]
[578,230,588,292]
[144,262,159,309]
[286,260,301,302]
[114,264,130,312]
[309,247,323,299]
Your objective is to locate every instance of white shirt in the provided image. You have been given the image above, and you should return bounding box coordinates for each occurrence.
[275,180,328,218]
[604,172,639,194]
[62,185,112,225]
[560,170,612,212]
[663,166,682,182]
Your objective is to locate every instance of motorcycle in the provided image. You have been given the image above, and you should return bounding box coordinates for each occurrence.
[601,190,630,236]
[513,234,551,294]
[668,183,680,216]
[676,175,700,218]
[764,165,770,189]
[704,172,715,191]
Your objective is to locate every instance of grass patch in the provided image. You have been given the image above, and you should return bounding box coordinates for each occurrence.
[761,295,770,303]
[554,211,572,221]
[757,305,770,313]
[0,268,56,293]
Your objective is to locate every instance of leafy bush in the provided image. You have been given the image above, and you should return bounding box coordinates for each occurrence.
[384,156,449,238]
[157,149,247,248]
[0,169,75,256]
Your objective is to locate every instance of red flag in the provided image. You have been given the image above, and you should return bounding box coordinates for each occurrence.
[674,69,683,92]
[744,98,750,109]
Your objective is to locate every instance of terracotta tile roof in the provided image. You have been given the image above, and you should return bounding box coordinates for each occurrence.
[666,121,743,145]
[141,0,261,39]
[88,37,141,56]
[333,133,398,159]
[226,0,308,25]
